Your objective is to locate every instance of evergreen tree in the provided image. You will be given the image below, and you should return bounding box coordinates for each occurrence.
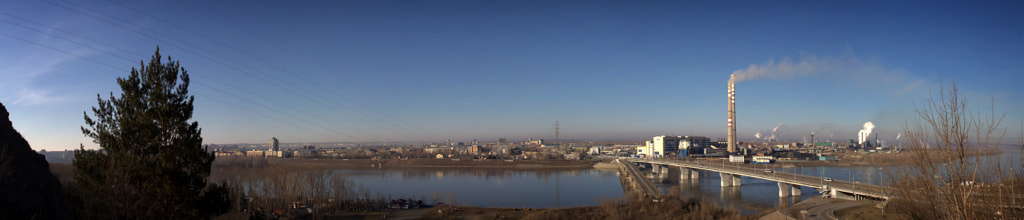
[76,47,228,219]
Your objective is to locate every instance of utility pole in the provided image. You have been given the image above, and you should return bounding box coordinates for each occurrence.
[555,120,560,150]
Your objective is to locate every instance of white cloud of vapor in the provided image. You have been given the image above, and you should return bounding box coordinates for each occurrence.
[729,55,915,89]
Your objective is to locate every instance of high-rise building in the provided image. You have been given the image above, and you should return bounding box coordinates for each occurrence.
[269,137,279,151]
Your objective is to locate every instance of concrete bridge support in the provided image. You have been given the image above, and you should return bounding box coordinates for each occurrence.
[778,182,791,197]
[657,166,668,180]
[691,170,699,179]
[731,174,741,186]
[679,167,691,180]
[720,173,733,187]
[791,185,801,197]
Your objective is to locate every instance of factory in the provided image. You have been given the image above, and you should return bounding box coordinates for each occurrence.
[636,135,714,158]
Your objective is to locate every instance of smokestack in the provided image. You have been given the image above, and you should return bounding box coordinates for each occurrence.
[811,131,815,146]
[727,75,737,153]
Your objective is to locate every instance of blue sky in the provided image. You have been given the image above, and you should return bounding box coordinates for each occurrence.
[1,1,1022,150]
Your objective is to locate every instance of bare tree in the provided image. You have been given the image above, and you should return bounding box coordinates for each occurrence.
[888,81,1020,219]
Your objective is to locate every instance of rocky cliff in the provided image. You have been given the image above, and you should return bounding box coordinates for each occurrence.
[0,102,72,219]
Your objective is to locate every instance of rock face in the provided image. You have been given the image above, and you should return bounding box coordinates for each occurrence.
[0,102,72,219]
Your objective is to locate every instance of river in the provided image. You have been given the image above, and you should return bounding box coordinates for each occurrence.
[320,146,1021,214]
[337,168,624,208]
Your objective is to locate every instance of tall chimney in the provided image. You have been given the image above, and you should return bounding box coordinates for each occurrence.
[727,80,737,153]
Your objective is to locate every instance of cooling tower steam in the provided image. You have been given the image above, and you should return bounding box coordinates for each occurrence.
[857,122,875,144]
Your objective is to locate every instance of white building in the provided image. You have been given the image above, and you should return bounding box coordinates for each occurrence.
[641,135,713,158]
[637,142,653,157]
[729,155,745,163]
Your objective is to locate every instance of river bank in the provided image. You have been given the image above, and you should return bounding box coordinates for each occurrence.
[388,194,751,220]
[214,157,599,170]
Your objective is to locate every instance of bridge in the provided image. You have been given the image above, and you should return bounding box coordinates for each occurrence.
[623,158,892,200]
[615,159,661,199]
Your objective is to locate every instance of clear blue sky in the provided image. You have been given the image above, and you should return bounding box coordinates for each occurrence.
[1,1,1022,150]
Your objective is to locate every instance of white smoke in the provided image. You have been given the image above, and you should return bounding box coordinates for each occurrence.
[730,56,838,84]
[770,123,783,142]
[728,55,918,94]
[896,133,901,142]
[857,122,875,144]
[754,132,762,139]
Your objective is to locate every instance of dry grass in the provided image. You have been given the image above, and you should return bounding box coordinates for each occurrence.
[411,195,750,220]
[835,203,913,220]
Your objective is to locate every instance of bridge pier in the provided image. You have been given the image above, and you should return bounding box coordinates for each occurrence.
[691,170,699,179]
[791,185,801,197]
[778,182,791,197]
[679,167,690,180]
[732,174,741,186]
[720,173,733,187]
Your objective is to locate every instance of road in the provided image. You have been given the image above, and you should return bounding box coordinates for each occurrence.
[808,200,869,220]
[616,159,661,198]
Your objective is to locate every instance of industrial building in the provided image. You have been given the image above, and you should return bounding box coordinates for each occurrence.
[639,135,713,158]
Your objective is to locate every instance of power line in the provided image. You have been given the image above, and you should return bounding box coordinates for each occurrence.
[0,11,387,141]
[33,1,424,141]
[0,30,365,143]
[101,0,449,141]
[0,11,146,58]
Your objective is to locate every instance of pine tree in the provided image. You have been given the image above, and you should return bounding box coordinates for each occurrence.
[76,47,228,219]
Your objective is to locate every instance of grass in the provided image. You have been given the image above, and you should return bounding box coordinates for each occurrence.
[835,203,912,220]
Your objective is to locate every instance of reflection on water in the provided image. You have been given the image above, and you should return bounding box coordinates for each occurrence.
[338,168,625,208]
[328,148,1023,212]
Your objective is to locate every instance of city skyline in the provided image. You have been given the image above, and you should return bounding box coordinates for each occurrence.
[1,1,1022,150]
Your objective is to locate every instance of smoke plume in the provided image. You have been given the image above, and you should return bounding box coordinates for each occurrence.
[729,56,837,84]
[770,123,783,141]
[754,132,762,139]
[857,122,875,144]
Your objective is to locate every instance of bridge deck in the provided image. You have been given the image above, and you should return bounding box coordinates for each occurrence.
[616,159,661,198]
[626,158,892,200]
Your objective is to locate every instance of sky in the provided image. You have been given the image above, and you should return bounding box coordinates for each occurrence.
[1,1,1022,151]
